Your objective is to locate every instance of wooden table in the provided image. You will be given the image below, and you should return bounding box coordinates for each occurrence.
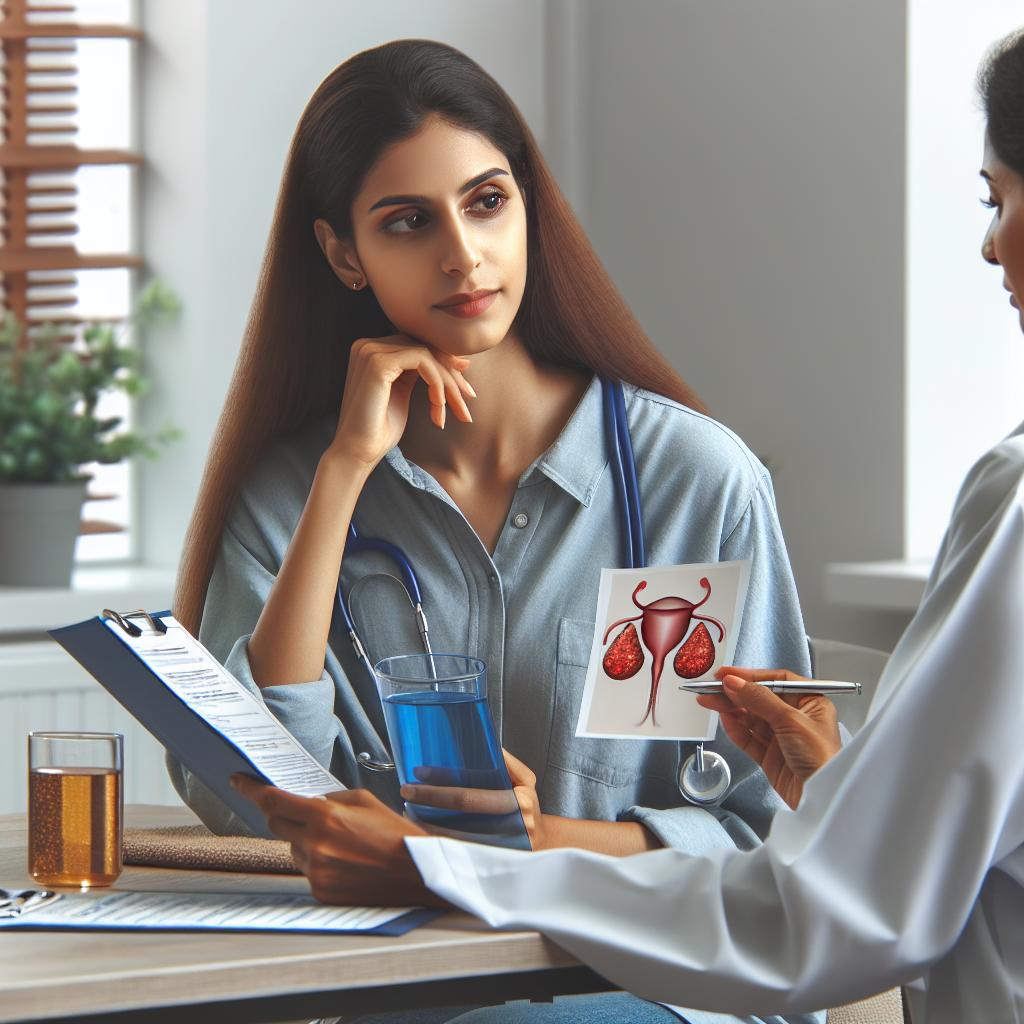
[0,806,612,1024]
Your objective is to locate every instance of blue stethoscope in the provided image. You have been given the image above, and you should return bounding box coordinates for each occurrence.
[337,377,732,806]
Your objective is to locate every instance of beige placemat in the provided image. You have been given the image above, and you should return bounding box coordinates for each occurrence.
[827,987,904,1024]
[123,825,299,874]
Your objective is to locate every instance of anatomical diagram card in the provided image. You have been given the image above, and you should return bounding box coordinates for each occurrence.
[575,560,751,741]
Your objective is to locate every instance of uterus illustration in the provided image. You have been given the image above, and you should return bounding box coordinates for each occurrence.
[602,577,725,726]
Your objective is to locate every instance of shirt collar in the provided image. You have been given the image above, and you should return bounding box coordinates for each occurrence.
[383,373,609,508]
[530,373,607,507]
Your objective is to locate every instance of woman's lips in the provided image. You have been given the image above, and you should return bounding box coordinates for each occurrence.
[434,290,499,319]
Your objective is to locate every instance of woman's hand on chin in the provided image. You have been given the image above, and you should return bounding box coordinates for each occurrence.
[231,775,449,908]
[328,334,476,471]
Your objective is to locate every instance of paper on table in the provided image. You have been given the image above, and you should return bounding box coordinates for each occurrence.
[576,560,751,741]
[103,615,343,798]
[0,889,432,934]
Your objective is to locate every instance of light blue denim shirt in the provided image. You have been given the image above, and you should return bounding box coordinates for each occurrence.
[170,376,811,849]
[168,377,822,1024]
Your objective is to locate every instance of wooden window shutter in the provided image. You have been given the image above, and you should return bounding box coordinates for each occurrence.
[0,0,142,544]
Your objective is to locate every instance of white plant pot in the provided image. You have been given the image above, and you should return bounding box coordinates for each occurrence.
[0,479,88,587]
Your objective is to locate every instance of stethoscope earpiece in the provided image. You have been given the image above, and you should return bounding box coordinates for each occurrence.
[678,743,732,806]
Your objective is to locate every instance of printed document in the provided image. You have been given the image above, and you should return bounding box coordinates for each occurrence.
[104,615,343,798]
[0,889,430,934]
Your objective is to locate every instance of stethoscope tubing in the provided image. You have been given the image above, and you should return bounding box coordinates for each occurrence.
[602,379,636,570]
[609,378,646,569]
[336,523,423,636]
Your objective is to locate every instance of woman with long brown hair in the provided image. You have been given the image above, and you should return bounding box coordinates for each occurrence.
[170,38,817,1024]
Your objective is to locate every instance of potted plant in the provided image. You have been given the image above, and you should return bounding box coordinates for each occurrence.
[0,280,181,587]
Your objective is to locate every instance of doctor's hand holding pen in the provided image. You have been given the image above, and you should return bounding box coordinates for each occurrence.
[698,668,843,810]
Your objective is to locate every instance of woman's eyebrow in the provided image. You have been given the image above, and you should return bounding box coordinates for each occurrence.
[368,167,509,212]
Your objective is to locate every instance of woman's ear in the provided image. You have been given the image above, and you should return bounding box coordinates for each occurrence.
[313,218,367,291]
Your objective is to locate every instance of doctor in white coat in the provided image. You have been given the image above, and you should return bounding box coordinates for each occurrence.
[233,27,1024,1024]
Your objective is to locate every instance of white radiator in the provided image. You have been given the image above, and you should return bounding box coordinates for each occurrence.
[0,640,183,815]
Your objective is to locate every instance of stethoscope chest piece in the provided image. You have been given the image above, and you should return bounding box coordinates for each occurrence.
[678,743,732,806]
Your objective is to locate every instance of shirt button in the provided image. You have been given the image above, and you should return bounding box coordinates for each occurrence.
[512,512,529,529]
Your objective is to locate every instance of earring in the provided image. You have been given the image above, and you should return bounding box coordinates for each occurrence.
[352,276,362,290]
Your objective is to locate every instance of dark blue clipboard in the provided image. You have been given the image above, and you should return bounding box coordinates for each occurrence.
[50,611,288,839]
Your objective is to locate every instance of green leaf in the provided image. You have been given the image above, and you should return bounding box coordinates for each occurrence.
[135,279,183,329]
[0,278,182,481]
[0,312,22,350]
[120,374,150,398]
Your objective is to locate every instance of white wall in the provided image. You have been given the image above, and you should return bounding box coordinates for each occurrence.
[137,0,548,569]
[555,0,911,650]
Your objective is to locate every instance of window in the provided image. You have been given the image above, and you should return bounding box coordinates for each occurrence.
[905,0,1024,559]
[0,0,140,562]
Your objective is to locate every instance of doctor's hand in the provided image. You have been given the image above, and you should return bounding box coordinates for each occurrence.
[330,335,476,470]
[697,668,842,810]
[399,748,547,850]
[230,775,448,909]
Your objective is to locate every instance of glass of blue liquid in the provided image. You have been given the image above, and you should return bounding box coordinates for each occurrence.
[373,654,531,850]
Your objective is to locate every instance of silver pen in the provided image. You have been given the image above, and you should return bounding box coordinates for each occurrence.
[678,680,862,696]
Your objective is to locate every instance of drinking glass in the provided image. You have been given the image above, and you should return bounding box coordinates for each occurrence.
[374,654,529,849]
[28,732,123,887]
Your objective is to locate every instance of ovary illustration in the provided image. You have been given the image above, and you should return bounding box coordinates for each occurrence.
[602,577,725,726]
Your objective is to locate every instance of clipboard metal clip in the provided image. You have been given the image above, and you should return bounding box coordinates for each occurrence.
[0,889,62,918]
[102,608,168,637]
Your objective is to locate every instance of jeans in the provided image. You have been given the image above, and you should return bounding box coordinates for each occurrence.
[343,993,682,1023]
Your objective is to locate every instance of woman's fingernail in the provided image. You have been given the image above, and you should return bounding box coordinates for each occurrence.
[465,379,478,398]
[722,675,742,691]
[400,786,413,799]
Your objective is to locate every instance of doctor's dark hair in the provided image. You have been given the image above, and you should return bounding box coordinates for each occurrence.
[175,38,706,633]
[979,28,1024,179]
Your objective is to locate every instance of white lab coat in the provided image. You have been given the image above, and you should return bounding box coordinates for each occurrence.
[406,424,1024,1024]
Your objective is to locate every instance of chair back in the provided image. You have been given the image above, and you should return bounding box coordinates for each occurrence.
[808,637,889,734]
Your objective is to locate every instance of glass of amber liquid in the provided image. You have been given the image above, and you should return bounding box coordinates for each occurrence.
[28,732,123,888]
